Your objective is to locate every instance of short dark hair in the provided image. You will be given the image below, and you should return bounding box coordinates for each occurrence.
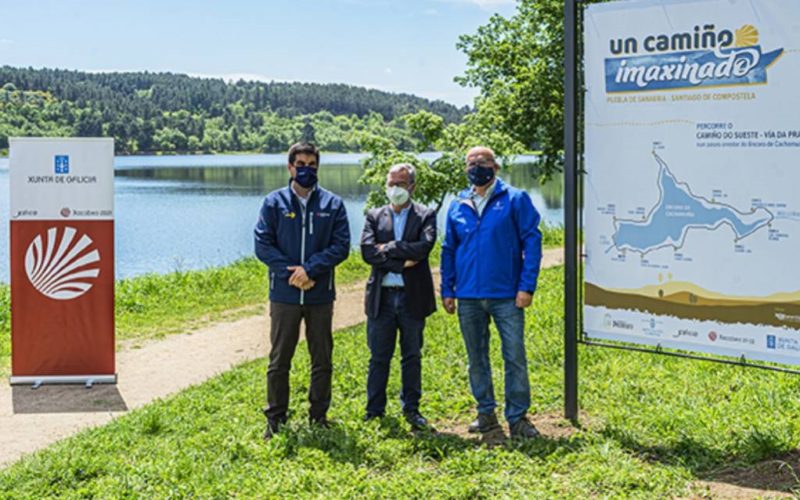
[288,142,320,166]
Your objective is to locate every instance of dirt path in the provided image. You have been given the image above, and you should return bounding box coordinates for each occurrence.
[0,250,566,467]
[2,247,792,495]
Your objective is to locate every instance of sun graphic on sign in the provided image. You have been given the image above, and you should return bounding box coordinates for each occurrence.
[735,24,759,47]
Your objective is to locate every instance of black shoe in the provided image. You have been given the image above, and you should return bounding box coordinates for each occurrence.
[404,411,431,431]
[263,418,282,441]
[363,412,384,422]
[309,415,331,428]
[509,416,541,440]
[471,412,501,434]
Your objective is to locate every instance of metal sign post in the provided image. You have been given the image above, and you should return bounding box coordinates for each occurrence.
[563,0,580,423]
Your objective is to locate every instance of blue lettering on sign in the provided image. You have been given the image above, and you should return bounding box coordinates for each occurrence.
[54,155,70,175]
[605,46,783,93]
[767,335,776,349]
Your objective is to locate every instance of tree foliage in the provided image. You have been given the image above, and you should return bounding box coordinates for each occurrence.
[456,0,570,179]
[0,66,470,154]
[358,110,524,212]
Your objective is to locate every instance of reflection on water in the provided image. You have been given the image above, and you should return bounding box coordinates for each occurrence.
[117,163,374,198]
[0,156,562,282]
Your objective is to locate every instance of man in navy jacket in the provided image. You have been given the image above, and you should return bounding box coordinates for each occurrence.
[255,142,350,439]
[441,146,543,440]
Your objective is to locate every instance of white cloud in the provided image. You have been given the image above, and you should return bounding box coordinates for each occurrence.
[423,8,440,16]
[384,67,393,75]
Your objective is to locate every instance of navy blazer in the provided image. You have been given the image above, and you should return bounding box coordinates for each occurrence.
[360,202,437,320]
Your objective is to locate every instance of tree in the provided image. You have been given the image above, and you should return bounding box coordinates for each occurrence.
[301,117,316,144]
[457,0,577,179]
[358,110,523,213]
[0,65,470,154]
[75,109,103,136]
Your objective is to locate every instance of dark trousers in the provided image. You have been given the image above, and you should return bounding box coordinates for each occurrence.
[366,288,424,416]
[265,301,334,422]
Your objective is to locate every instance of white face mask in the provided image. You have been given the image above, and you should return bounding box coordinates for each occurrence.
[386,185,410,206]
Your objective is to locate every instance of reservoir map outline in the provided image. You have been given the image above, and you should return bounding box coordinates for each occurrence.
[609,150,775,256]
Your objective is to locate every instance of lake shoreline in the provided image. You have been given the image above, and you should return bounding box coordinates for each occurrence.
[0,150,542,167]
[0,156,562,283]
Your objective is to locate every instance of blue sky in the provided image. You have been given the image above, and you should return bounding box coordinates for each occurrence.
[0,0,517,107]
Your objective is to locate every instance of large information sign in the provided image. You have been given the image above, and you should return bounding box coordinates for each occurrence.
[9,138,115,384]
[584,0,800,365]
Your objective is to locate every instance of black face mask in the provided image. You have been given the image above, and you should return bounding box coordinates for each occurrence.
[467,164,495,187]
[293,166,318,188]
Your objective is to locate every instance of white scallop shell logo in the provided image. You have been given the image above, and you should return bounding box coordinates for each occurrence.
[25,227,101,300]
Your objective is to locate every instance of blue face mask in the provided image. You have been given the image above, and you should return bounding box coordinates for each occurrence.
[467,164,495,187]
[293,166,318,188]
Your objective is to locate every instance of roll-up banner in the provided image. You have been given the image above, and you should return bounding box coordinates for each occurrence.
[584,0,800,365]
[9,138,115,385]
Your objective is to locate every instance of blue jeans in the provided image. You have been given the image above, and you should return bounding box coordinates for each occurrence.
[457,299,530,424]
[366,288,425,416]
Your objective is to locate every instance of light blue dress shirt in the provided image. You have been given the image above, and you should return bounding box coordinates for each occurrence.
[381,206,410,287]
[468,178,496,217]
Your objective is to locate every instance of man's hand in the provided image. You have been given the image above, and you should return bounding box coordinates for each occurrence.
[442,297,456,314]
[376,243,386,252]
[403,260,418,268]
[301,279,316,291]
[287,265,311,289]
[515,291,533,309]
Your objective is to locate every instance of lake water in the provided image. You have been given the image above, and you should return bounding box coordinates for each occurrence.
[0,154,563,283]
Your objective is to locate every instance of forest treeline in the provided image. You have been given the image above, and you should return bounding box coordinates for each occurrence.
[0,66,469,154]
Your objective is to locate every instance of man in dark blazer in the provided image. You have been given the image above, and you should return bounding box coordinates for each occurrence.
[360,163,436,430]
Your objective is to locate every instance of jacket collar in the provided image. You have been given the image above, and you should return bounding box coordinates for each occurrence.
[285,178,318,202]
[457,177,508,200]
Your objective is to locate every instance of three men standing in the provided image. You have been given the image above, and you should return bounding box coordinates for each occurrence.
[360,164,437,430]
[255,142,350,439]
[441,146,543,440]
[255,143,543,440]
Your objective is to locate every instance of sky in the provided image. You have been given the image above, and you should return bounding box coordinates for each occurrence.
[0,0,518,107]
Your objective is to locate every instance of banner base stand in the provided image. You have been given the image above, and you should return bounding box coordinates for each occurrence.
[9,374,117,388]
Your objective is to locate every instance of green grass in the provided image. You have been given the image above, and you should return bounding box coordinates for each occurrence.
[0,227,560,373]
[4,265,799,497]
[0,251,371,376]
[541,222,564,249]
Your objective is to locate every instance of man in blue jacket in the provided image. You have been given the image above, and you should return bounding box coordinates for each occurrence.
[255,142,350,439]
[441,146,543,440]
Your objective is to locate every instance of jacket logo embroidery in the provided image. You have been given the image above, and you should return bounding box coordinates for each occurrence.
[284,211,296,219]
